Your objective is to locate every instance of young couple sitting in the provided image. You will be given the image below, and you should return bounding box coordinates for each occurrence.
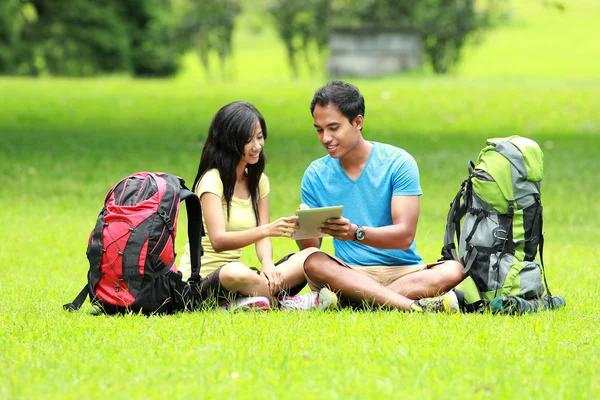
[178,81,465,313]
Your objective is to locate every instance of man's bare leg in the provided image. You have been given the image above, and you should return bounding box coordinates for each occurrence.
[303,252,413,311]
[386,260,464,299]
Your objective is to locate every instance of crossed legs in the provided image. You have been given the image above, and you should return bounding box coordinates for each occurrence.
[217,247,320,306]
[303,252,464,311]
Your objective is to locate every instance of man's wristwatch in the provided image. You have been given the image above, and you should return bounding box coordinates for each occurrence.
[354,225,366,242]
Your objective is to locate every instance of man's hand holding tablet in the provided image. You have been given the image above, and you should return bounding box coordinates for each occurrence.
[292,205,345,240]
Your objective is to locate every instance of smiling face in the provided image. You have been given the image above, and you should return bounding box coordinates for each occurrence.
[241,119,264,165]
[312,103,363,159]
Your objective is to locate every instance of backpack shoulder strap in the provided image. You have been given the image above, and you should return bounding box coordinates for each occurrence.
[441,176,469,261]
[63,285,90,311]
[179,183,204,283]
[536,197,556,307]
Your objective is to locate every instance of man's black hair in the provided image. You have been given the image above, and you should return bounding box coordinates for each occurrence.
[310,80,365,124]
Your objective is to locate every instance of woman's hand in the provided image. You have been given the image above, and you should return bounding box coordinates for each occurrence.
[264,216,298,238]
[260,261,282,294]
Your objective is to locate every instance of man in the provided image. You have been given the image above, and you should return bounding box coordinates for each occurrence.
[296,80,465,312]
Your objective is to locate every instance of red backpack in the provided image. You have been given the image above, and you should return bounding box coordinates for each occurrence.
[64,172,204,315]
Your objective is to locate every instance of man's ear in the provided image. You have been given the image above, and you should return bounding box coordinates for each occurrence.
[353,115,364,130]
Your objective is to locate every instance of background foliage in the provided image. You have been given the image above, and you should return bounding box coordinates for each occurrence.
[0,0,514,77]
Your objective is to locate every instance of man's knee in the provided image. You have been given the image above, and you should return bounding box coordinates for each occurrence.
[448,260,465,279]
[438,260,466,288]
[303,251,331,280]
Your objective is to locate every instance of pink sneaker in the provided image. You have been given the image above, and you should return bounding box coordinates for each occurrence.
[279,288,338,311]
[219,296,270,312]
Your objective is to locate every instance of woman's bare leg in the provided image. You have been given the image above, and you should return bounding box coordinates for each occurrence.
[272,247,320,293]
[218,262,276,305]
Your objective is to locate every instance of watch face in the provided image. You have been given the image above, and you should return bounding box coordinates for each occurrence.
[356,227,366,241]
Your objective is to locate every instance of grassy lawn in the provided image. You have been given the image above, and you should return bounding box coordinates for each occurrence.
[1,1,599,399]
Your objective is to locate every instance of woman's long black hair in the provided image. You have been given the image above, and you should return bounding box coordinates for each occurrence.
[193,102,267,224]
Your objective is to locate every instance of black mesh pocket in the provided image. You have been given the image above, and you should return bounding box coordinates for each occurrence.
[522,201,542,261]
[467,246,496,293]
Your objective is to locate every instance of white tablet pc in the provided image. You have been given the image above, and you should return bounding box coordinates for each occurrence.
[293,206,344,240]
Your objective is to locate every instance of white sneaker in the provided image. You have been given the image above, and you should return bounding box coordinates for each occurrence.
[279,288,338,311]
[218,296,270,312]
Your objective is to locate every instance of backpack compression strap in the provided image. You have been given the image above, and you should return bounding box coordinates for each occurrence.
[180,186,204,283]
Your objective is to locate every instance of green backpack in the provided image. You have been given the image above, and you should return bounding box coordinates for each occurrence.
[440,136,553,312]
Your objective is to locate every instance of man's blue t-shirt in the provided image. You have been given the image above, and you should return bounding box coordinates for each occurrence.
[301,141,423,266]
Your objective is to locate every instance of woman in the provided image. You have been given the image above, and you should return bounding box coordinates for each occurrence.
[179,101,337,311]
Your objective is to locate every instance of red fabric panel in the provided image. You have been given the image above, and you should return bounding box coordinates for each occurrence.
[96,220,136,306]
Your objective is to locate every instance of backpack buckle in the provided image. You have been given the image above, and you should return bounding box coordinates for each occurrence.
[158,210,172,226]
[494,229,508,241]
[507,200,515,217]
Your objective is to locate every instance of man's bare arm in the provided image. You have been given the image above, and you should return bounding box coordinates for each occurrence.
[318,195,419,250]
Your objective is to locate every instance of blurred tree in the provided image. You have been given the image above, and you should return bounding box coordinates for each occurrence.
[0,0,20,73]
[178,0,241,80]
[121,0,183,77]
[268,0,302,77]
[0,0,131,76]
[331,0,507,74]
[0,0,185,77]
[268,0,331,78]
[331,0,416,31]
[413,0,507,74]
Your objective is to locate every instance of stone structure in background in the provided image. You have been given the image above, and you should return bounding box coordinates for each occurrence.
[327,29,422,77]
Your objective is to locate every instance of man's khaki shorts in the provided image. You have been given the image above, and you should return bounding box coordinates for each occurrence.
[306,252,439,291]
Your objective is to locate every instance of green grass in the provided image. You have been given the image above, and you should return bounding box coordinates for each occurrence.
[1,1,600,399]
